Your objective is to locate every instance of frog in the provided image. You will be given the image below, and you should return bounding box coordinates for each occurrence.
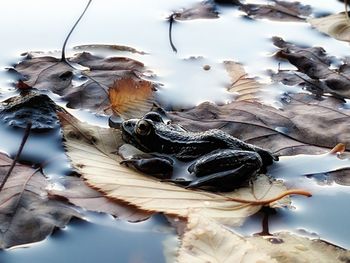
[120,112,278,191]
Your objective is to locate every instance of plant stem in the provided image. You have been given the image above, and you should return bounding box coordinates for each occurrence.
[0,122,32,192]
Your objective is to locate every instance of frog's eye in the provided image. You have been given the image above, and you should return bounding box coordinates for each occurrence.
[135,120,152,136]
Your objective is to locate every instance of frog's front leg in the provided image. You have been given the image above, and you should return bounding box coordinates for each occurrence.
[121,154,174,179]
[187,149,263,191]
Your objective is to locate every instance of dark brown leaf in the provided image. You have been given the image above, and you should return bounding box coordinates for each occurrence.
[239,0,311,22]
[169,93,350,156]
[271,37,350,100]
[0,153,79,248]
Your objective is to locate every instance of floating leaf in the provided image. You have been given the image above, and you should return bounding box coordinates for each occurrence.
[12,51,154,116]
[308,13,350,43]
[0,153,79,248]
[73,44,146,54]
[178,214,350,263]
[169,93,350,156]
[108,77,156,119]
[48,175,151,222]
[59,112,299,226]
[178,214,276,263]
[0,91,59,130]
[172,1,219,21]
[239,0,311,22]
[271,37,350,100]
[224,61,261,101]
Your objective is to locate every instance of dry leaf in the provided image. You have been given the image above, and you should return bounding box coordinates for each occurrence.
[0,153,79,248]
[177,214,350,263]
[109,77,155,119]
[224,60,261,101]
[12,50,154,116]
[240,0,311,22]
[271,37,350,100]
[247,232,350,263]
[59,112,293,226]
[308,13,350,43]
[48,175,150,222]
[172,1,219,21]
[169,93,350,156]
[177,214,276,263]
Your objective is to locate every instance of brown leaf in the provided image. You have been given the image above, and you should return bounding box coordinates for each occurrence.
[12,51,154,116]
[224,60,261,101]
[172,1,219,21]
[169,93,350,156]
[239,0,311,22]
[271,37,350,100]
[48,175,150,222]
[73,44,146,54]
[0,153,79,248]
[59,112,295,226]
[108,77,155,119]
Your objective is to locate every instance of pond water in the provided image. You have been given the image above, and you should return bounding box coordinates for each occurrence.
[0,0,350,261]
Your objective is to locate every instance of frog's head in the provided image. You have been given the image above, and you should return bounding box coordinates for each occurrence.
[121,112,165,152]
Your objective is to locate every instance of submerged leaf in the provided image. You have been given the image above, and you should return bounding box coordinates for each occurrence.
[0,153,79,248]
[59,112,294,226]
[308,13,350,43]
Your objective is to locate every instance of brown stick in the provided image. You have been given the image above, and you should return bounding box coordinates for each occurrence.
[225,189,312,205]
[0,122,32,192]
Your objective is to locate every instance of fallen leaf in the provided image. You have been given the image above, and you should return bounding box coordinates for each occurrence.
[172,1,219,21]
[48,175,150,222]
[271,36,350,100]
[224,60,261,101]
[247,232,350,262]
[59,112,296,226]
[169,93,350,156]
[12,50,155,116]
[178,214,350,263]
[308,12,350,43]
[73,44,146,54]
[239,0,311,22]
[108,77,156,119]
[0,153,79,248]
[0,91,59,130]
[177,214,276,263]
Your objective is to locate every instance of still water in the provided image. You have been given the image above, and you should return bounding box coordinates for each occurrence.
[0,0,350,262]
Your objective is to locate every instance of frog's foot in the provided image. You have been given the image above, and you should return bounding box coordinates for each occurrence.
[120,155,174,179]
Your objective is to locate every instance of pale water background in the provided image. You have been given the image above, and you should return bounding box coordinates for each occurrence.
[0,0,349,262]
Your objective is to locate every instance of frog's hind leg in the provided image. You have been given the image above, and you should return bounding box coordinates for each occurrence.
[186,165,251,191]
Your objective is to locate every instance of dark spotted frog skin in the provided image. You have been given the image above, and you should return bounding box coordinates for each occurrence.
[120,112,278,190]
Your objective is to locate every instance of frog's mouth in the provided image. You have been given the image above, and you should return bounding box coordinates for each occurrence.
[121,120,149,152]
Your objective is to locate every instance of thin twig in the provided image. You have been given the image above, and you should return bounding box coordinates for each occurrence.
[61,0,92,62]
[168,14,178,53]
[0,122,32,192]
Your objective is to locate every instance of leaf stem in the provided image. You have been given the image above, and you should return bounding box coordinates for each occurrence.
[168,14,178,53]
[61,0,92,62]
[224,189,312,205]
[0,122,32,192]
